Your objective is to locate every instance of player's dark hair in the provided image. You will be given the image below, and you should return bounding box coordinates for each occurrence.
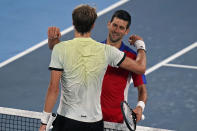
[110,10,131,29]
[72,4,97,35]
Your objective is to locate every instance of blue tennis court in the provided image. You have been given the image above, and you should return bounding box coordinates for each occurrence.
[0,0,197,130]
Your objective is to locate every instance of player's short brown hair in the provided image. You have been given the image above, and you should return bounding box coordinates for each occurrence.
[72,4,97,34]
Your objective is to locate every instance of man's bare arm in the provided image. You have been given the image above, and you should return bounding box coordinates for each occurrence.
[120,35,146,74]
[44,70,61,112]
[137,84,147,104]
[120,50,146,74]
[133,84,147,122]
[48,38,60,50]
[39,70,62,131]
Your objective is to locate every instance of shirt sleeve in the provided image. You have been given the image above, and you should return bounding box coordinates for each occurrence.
[105,45,126,67]
[131,73,147,87]
[49,45,64,71]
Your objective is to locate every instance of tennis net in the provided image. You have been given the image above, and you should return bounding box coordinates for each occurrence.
[0,107,173,131]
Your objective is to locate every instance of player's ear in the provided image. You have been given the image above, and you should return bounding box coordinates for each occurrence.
[125,28,130,35]
[107,21,111,29]
[91,24,95,30]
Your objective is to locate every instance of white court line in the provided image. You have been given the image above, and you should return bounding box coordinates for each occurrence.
[0,0,129,68]
[163,63,197,70]
[0,39,48,68]
[145,42,197,75]
[130,42,197,84]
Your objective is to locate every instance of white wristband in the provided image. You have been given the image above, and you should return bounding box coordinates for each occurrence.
[134,40,146,51]
[41,111,52,124]
[137,101,145,112]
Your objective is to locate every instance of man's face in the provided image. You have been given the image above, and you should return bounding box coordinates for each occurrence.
[107,17,129,43]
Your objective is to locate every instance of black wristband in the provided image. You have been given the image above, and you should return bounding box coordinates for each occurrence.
[41,122,47,125]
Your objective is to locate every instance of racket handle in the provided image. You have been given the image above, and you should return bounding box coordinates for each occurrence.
[46,113,56,131]
[141,114,145,120]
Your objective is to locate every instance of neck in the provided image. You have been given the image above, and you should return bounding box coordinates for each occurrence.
[106,37,122,49]
[75,31,91,38]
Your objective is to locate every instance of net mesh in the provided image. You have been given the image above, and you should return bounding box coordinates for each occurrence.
[0,107,127,131]
[0,113,40,131]
[0,107,173,131]
[0,107,41,131]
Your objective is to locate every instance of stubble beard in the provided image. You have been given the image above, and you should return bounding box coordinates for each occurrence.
[109,33,122,44]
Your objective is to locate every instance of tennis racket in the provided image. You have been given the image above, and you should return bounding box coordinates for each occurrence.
[121,101,145,131]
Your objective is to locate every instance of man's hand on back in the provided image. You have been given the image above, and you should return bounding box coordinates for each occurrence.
[48,27,61,50]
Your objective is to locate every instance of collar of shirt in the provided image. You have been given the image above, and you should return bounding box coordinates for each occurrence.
[101,39,126,51]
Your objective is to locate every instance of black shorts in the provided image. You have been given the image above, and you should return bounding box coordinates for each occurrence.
[52,114,104,131]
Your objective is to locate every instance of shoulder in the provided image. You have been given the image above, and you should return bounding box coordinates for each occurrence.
[105,44,119,51]
[91,39,107,49]
[54,40,73,48]
[104,45,124,59]
[52,41,69,53]
[122,43,137,55]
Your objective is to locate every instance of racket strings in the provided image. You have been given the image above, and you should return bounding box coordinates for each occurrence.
[125,106,136,130]
[121,101,137,131]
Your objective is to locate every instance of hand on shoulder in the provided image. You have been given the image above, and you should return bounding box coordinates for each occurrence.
[48,26,61,40]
